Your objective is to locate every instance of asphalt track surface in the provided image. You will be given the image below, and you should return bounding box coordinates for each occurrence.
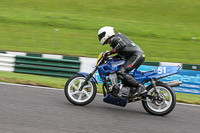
[0,83,200,133]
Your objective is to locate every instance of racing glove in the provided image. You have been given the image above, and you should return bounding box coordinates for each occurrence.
[104,49,117,56]
[104,51,111,56]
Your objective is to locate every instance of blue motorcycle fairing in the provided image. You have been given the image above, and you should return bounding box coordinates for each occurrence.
[103,94,127,107]
[77,72,98,84]
[133,66,180,83]
[97,58,180,83]
[98,58,125,78]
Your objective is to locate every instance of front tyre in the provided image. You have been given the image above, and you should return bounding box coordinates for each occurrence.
[142,82,176,116]
[64,75,97,106]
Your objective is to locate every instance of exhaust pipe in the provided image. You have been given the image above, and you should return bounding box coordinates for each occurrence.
[165,80,182,87]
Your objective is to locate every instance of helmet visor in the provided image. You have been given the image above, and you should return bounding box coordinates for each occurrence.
[98,32,106,42]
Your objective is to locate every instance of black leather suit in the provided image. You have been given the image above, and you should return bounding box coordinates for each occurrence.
[109,33,145,87]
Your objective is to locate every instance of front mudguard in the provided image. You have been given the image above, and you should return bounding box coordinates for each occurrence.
[77,72,98,84]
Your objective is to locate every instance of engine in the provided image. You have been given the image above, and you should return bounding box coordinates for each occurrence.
[108,73,131,97]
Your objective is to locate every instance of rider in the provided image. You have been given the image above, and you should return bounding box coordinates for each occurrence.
[98,26,146,95]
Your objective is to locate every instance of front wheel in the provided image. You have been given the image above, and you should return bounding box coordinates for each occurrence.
[142,82,176,116]
[64,75,97,106]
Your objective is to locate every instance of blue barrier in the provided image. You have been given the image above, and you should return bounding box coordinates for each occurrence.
[163,69,200,95]
[95,65,200,95]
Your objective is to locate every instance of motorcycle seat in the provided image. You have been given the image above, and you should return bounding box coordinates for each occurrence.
[132,69,157,77]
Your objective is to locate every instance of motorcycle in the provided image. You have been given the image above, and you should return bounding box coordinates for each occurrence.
[64,52,182,116]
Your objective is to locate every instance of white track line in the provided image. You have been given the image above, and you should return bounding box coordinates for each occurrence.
[0,82,200,107]
[176,102,200,107]
[0,82,61,91]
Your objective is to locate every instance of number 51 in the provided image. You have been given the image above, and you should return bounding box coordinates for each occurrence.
[158,67,166,74]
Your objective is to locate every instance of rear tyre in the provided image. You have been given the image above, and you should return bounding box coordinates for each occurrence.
[64,75,97,106]
[142,82,176,116]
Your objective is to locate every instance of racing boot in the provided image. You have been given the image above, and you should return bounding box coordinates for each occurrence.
[137,84,147,96]
[118,85,137,97]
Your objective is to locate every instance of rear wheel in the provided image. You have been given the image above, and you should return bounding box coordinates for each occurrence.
[64,75,97,106]
[142,82,176,116]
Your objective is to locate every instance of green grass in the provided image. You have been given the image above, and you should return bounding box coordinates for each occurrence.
[0,71,199,105]
[0,0,200,64]
[176,93,200,105]
[0,71,67,89]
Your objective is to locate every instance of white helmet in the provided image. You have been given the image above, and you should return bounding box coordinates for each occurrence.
[98,26,115,45]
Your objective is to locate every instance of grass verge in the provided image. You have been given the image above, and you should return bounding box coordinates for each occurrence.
[0,0,200,64]
[0,71,199,105]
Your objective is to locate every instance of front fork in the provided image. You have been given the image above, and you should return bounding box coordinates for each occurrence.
[79,67,98,91]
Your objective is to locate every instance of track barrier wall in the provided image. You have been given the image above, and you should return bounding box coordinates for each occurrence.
[0,52,80,78]
[0,53,15,72]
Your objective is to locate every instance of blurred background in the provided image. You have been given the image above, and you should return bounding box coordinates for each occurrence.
[0,0,199,64]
